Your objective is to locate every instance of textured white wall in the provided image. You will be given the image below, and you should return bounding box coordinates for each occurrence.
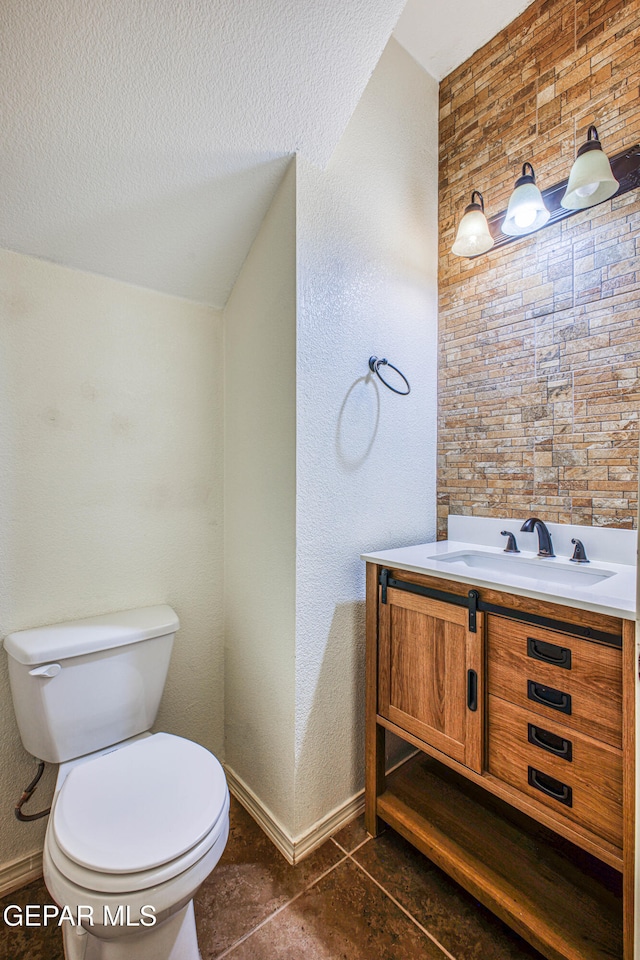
[294,39,439,835]
[224,161,298,829]
[0,250,224,868]
[393,0,532,81]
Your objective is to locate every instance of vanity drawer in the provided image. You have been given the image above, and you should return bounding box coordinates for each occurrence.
[486,614,622,747]
[487,696,623,849]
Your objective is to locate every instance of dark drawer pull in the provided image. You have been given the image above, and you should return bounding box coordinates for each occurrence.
[528,723,572,762]
[527,680,572,715]
[527,637,571,670]
[467,669,478,712]
[528,766,573,806]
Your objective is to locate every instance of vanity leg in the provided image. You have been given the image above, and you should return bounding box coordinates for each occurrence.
[365,562,385,837]
[622,619,635,960]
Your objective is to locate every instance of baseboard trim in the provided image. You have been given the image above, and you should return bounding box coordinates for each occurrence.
[224,750,418,865]
[223,766,296,863]
[0,851,43,898]
[293,791,365,863]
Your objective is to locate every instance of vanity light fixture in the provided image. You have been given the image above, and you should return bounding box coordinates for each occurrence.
[561,125,619,210]
[502,162,550,236]
[451,190,494,257]
[449,135,639,259]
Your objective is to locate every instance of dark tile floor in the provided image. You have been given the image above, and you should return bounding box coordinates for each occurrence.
[0,796,544,959]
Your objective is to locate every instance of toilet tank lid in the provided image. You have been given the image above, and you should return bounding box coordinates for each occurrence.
[3,605,179,665]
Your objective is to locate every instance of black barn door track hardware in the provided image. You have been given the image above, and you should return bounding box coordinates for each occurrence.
[378,569,622,647]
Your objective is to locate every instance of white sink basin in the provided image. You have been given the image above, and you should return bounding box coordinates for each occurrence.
[427,550,616,587]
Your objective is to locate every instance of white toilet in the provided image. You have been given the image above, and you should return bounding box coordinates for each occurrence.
[4,605,230,960]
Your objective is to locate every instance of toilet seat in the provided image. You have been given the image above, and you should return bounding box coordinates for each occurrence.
[47,799,229,894]
[49,733,228,892]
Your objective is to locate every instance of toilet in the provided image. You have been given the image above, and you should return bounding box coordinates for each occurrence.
[4,605,229,960]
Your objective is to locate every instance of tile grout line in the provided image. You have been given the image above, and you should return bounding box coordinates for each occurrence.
[331,834,371,857]
[212,853,350,959]
[347,854,459,960]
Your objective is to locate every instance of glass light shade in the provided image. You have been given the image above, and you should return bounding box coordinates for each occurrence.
[502,164,550,236]
[451,195,494,258]
[561,131,619,210]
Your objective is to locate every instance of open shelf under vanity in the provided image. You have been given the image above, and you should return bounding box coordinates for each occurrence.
[379,754,622,960]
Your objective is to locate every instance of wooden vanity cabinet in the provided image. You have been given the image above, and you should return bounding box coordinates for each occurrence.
[365,562,636,960]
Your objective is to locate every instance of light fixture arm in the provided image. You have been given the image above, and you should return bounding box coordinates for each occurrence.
[515,162,537,187]
[577,125,603,156]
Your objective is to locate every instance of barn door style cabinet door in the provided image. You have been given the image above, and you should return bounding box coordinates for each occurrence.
[365,562,636,960]
[377,580,483,773]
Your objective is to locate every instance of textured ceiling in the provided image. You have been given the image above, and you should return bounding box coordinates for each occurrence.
[1,0,535,307]
[0,0,406,307]
[393,0,534,80]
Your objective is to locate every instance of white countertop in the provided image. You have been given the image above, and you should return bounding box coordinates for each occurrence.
[361,516,637,621]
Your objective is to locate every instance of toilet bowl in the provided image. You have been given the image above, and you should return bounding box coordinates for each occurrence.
[43,733,229,960]
[3,605,230,960]
[43,732,229,960]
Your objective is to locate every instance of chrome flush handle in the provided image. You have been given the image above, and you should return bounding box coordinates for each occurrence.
[28,663,61,678]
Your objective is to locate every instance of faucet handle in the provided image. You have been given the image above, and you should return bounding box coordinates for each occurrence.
[501,530,520,553]
[570,538,589,563]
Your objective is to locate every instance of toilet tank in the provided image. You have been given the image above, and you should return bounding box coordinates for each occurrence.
[3,605,179,764]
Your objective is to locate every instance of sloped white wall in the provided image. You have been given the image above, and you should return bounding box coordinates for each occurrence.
[0,250,224,870]
[223,161,298,829]
[294,39,439,835]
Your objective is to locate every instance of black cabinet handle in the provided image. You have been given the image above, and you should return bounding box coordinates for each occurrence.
[527,723,572,762]
[528,767,573,807]
[467,670,478,711]
[527,680,572,715]
[527,637,571,670]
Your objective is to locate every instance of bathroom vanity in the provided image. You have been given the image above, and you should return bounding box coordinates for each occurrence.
[362,517,637,960]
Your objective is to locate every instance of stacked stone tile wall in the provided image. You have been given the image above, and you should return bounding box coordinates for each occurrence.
[437,0,640,538]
